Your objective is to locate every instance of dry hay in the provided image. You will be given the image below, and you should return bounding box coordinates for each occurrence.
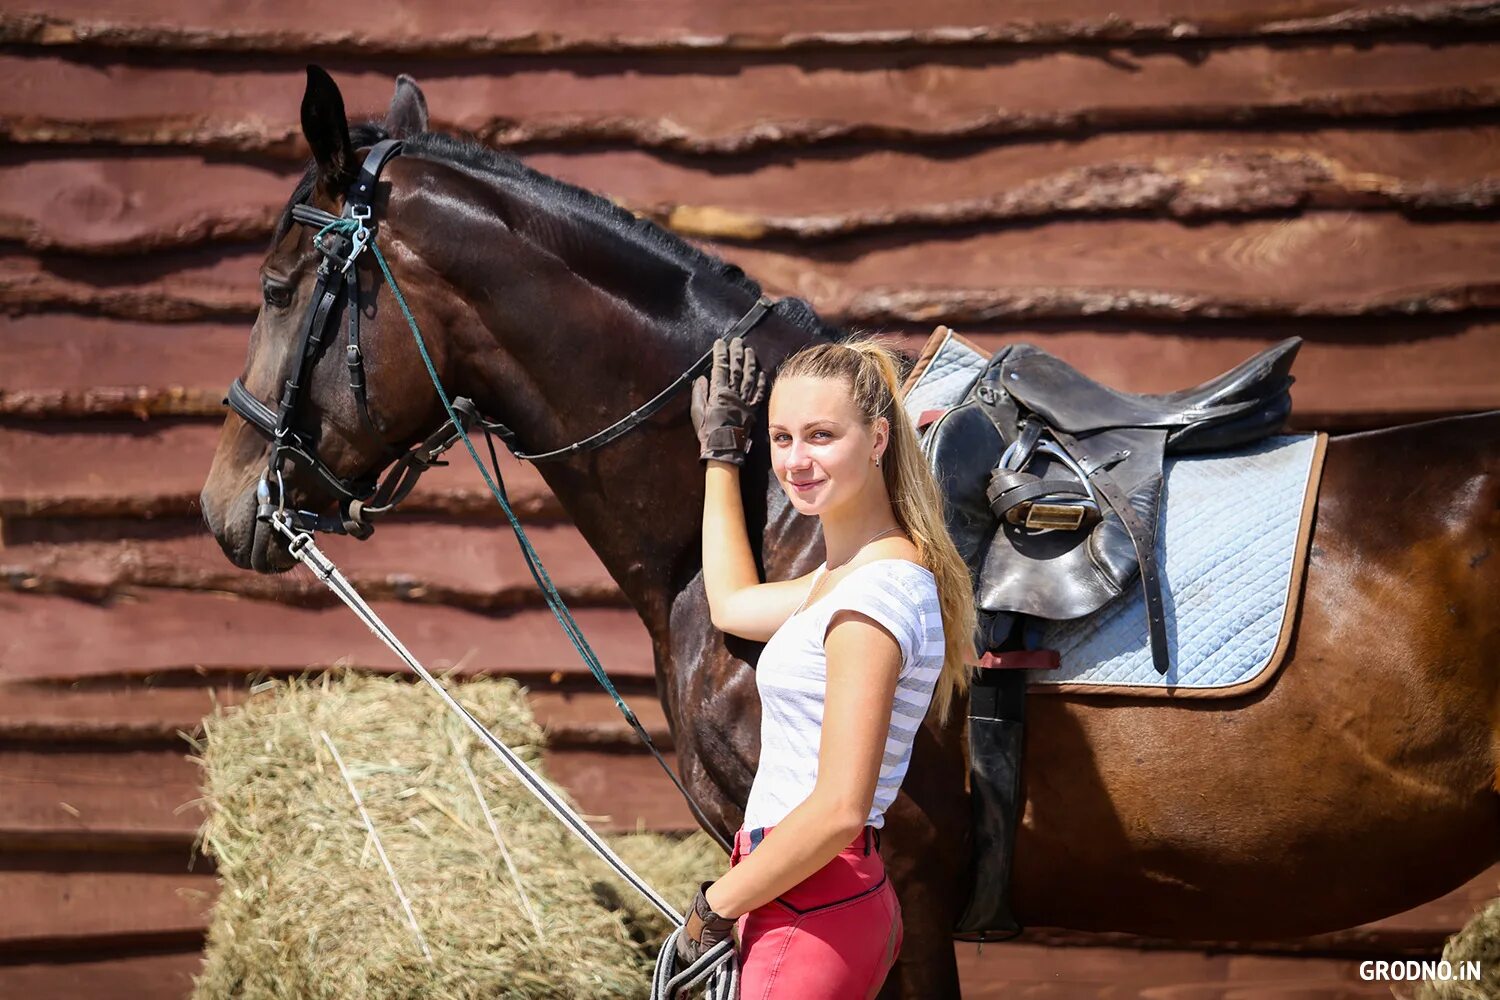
[1416,892,1500,1000]
[190,672,722,999]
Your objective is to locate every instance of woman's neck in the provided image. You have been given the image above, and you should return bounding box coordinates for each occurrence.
[820,499,904,569]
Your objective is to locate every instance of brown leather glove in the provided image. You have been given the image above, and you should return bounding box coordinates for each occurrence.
[675,880,736,969]
[690,337,767,465]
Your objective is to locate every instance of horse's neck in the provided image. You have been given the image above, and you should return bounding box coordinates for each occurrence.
[434,214,821,634]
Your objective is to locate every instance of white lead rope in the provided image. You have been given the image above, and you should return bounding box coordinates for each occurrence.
[269,511,738,999]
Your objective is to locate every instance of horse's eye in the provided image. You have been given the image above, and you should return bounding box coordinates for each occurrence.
[262,279,293,310]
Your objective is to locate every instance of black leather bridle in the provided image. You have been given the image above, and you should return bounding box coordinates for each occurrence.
[226,138,775,539]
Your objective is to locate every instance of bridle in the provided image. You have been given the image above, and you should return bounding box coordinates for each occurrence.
[225,137,775,539]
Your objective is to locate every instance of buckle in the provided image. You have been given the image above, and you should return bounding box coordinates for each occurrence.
[1020,502,1087,531]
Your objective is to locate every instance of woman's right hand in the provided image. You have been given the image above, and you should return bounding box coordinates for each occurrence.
[691,336,767,466]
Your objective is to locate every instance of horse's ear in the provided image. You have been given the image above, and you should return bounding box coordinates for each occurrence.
[385,74,429,138]
[301,65,357,195]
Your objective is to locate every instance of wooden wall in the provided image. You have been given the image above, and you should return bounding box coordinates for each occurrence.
[1,2,1497,996]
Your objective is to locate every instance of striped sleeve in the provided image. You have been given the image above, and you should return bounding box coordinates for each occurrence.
[821,571,922,666]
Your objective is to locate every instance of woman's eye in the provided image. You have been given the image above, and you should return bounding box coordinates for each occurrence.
[262,280,292,309]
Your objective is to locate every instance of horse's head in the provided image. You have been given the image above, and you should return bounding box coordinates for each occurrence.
[201,67,455,572]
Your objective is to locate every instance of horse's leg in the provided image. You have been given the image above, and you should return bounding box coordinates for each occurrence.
[876,725,972,998]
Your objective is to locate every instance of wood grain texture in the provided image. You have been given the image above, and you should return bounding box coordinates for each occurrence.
[0,951,206,998]
[3,1,1496,55]
[2,42,1497,154]
[0,746,693,852]
[0,683,670,749]
[0,589,653,684]
[6,211,1498,324]
[0,871,215,955]
[1,517,623,609]
[5,128,1498,254]
[5,316,1498,424]
[0,419,559,519]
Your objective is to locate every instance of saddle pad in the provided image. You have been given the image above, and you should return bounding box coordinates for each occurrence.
[900,327,989,420]
[1029,432,1327,698]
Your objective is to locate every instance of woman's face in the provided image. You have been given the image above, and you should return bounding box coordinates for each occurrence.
[768,374,887,517]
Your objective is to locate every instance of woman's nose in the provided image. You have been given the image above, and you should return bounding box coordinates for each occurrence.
[785,440,812,469]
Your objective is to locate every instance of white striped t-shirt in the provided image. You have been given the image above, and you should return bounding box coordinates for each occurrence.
[741,558,945,831]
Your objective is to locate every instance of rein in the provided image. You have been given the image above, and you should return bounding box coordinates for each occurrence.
[229,140,762,997]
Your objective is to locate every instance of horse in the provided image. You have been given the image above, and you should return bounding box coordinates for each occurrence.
[199,69,1500,997]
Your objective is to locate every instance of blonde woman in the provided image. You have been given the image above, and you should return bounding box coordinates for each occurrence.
[675,336,977,998]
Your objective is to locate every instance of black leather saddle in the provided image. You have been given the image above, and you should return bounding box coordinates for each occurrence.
[923,338,1301,674]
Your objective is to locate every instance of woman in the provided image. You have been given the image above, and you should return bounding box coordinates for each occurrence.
[676,335,977,999]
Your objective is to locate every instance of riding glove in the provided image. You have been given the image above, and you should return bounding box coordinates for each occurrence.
[675,880,736,969]
[690,336,767,465]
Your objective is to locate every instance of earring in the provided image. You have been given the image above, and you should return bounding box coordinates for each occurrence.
[875,457,881,467]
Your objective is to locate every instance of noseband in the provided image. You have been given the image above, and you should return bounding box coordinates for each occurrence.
[225,138,774,538]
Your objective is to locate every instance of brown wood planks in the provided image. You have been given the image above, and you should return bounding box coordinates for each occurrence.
[4,0,1495,55]
[5,317,1499,424]
[7,211,1500,323]
[2,517,622,608]
[0,951,205,998]
[0,871,215,955]
[0,589,653,684]
[0,419,558,519]
[0,683,668,748]
[6,128,1499,254]
[2,43,1498,154]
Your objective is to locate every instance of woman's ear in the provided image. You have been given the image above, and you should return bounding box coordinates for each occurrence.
[301,65,357,197]
[873,415,891,462]
[385,74,429,138]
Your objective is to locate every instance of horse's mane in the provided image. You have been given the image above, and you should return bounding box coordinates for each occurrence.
[273,122,844,344]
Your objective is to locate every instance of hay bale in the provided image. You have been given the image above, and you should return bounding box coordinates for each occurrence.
[191,672,722,999]
[1416,893,1500,1000]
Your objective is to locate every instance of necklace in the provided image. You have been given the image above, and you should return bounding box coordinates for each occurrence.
[797,525,903,613]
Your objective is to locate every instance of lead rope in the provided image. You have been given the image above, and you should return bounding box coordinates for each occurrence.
[269,512,737,999]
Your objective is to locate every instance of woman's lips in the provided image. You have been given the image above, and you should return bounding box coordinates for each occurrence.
[790,479,824,493]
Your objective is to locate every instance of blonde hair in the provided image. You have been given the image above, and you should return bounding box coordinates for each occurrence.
[776,336,976,726]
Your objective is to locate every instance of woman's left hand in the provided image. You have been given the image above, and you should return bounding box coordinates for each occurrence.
[675,880,736,969]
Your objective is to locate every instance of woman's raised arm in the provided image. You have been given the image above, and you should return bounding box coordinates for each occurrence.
[693,338,816,641]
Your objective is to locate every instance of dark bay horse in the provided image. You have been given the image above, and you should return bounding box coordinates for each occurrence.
[199,70,1500,997]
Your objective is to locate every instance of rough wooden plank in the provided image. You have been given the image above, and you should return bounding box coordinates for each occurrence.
[0,951,205,1000]
[1,517,623,609]
[6,210,1499,324]
[0,683,668,750]
[0,153,295,255]
[0,871,215,956]
[0,418,559,519]
[955,941,1397,998]
[2,42,1497,154]
[721,212,1500,322]
[6,127,1499,254]
[0,589,653,685]
[0,314,246,418]
[0,684,243,746]
[5,315,1498,425]
[541,748,696,832]
[947,317,1500,418]
[0,745,692,852]
[0,749,203,851]
[3,1,1495,56]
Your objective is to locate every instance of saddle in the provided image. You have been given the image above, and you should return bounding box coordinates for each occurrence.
[923,338,1302,675]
